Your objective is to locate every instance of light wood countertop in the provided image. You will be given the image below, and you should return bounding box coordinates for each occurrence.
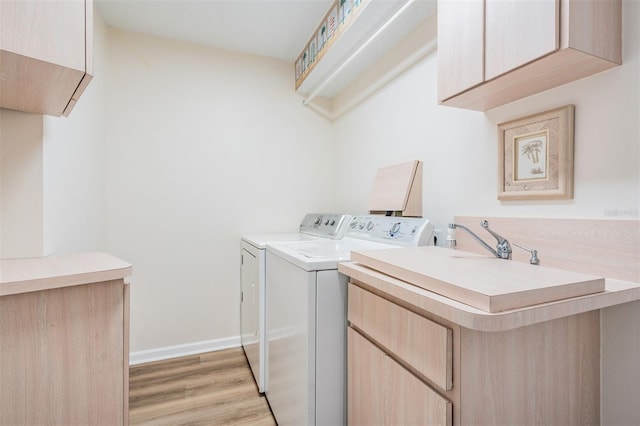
[338,259,640,332]
[0,252,132,297]
[351,246,605,313]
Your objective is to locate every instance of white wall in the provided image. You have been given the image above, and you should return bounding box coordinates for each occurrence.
[105,29,334,352]
[42,13,110,255]
[0,110,43,258]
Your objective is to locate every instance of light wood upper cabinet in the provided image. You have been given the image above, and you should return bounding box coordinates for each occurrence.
[438,0,622,111]
[0,0,93,117]
[436,0,484,102]
[484,0,559,80]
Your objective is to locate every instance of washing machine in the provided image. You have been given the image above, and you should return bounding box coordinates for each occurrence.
[240,213,350,394]
[265,215,434,425]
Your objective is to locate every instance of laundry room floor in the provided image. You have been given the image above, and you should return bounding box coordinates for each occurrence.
[129,347,275,425]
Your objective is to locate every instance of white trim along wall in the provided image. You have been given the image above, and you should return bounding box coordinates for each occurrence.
[129,336,241,366]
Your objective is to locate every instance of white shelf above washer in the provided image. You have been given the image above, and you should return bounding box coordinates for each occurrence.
[295,0,437,119]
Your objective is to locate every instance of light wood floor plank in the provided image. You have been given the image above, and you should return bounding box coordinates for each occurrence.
[129,347,275,425]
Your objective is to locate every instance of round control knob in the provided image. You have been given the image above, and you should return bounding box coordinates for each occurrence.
[358,222,366,230]
[389,222,401,237]
[324,219,330,225]
[349,220,358,229]
[313,215,323,228]
[366,221,374,231]
[330,220,336,226]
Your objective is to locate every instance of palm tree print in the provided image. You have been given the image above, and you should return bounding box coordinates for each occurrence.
[521,139,543,164]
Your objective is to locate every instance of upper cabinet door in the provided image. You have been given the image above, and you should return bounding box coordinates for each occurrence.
[0,0,86,71]
[437,0,620,110]
[484,0,559,80]
[437,0,484,102]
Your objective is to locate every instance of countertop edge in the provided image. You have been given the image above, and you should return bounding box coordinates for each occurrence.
[0,252,133,297]
[338,261,640,332]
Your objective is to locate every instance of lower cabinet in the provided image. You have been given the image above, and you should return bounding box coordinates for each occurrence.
[347,282,600,426]
[348,328,452,426]
[0,280,130,425]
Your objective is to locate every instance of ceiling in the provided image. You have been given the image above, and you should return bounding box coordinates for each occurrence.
[96,0,335,62]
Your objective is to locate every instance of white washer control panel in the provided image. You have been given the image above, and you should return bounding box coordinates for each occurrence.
[346,215,434,246]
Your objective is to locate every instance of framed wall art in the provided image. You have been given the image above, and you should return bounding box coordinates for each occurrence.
[497,105,575,200]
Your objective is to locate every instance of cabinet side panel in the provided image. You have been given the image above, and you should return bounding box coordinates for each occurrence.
[123,282,130,426]
[437,0,484,101]
[459,311,599,425]
[85,0,94,75]
[0,280,125,425]
[567,0,622,63]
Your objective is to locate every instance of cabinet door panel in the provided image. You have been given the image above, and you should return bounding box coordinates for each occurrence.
[348,327,385,426]
[386,354,452,426]
[437,0,484,101]
[485,0,559,80]
[0,0,85,70]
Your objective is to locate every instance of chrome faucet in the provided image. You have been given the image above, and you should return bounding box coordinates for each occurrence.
[447,220,540,265]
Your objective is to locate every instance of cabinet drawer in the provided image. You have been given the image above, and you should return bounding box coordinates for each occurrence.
[348,284,452,390]
[386,337,453,426]
[349,327,452,426]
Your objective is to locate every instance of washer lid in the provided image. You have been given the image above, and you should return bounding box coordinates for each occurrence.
[266,238,398,272]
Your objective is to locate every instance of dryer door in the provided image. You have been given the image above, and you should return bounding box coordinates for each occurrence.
[241,245,262,390]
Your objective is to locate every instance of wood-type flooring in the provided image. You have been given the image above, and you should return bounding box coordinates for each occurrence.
[129,347,276,425]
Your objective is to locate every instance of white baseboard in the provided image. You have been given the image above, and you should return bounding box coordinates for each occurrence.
[129,336,241,366]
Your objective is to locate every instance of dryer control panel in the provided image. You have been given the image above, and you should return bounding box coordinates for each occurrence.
[346,215,434,247]
[299,213,351,239]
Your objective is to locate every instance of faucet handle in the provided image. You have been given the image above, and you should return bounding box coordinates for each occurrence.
[481,220,511,259]
[481,220,507,244]
[512,242,540,265]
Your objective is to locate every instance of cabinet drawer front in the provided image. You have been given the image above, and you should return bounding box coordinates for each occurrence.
[348,328,386,426]
[386,344,453,426]
[348,284,452,390]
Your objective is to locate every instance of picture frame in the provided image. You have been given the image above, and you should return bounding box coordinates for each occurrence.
[497,105,575,200]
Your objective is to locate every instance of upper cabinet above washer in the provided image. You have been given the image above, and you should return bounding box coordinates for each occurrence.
[295,0,437,120]
[438,0,622,111]
[0,0,93,117]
